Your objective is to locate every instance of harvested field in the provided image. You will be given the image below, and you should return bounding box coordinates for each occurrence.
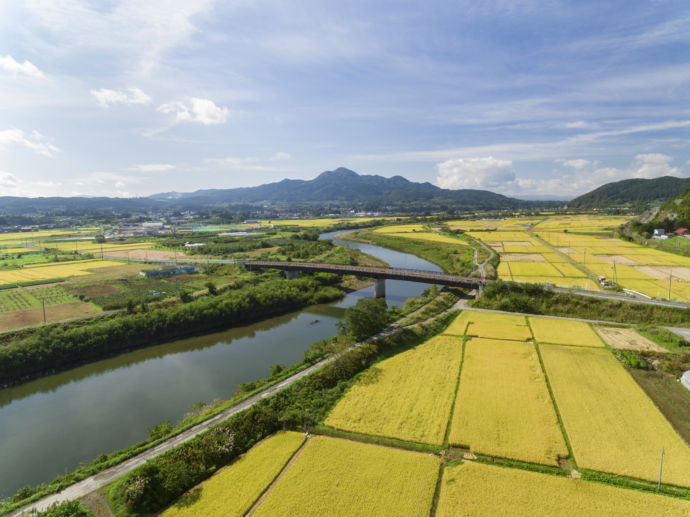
[500,253,546,262]
[634,265,690,282]
[595,255,639,265]
[594,326,668,352]
[436,462,690,517]
[0,301,101,329]
[449,338,567,465]
[325,335,463,444]
[541,345,690,486]
[529,317,604,347]
[104,249,184,260]
[503,241,533,246]
[555,247,576,254]
[252,436,439,517]
[162,431,305,517]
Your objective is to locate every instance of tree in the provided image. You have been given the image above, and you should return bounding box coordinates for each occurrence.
[340,297,389,340]
[205,281,218,295]
[94,234,106,243]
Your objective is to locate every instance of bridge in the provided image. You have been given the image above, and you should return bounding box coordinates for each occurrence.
[239,260,487,297]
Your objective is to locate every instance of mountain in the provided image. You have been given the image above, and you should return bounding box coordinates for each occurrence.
[0,168,560,217]
[568,176,690,209]
[162,167,529,209]
[653,187,690,225]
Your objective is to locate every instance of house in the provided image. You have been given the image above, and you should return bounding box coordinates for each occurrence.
[674,228,689,236]
[653,229,665,236]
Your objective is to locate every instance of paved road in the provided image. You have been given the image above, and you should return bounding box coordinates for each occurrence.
[551,286,689,309]
[7,315,408,516]
[666,327,690,340]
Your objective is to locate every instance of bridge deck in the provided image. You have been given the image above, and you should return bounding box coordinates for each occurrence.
[240,261,486,288]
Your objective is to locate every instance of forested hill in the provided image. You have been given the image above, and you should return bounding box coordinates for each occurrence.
[152,167,534,210]
[0,168,561,216]
[568,176,690,208]
[654,188,690,225]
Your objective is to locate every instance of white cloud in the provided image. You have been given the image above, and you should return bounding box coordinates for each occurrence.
[558,158,592,169]
[0,172,18,188]
[126,163,175,172]
[205,156,278,171]
[158,97,228,125]
[273,152,291,160]
[0,129,60,157]
[0,55,44,78]
[91,87,152,107]
[564,121,590,129]
[436,157,514,190]
[628,153,681,179]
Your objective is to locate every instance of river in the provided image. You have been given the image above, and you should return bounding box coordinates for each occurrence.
[0,230,441,499]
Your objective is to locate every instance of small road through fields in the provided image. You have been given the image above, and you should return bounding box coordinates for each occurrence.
[6,307,429,516]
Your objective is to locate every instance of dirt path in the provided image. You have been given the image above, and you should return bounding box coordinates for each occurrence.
[80,490,114,517]
[245,436,311,516]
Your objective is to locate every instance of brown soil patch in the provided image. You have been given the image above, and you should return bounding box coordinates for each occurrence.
[503,241,532,246]
[500,253,546,262]
[594,255,638,265]
[635,266,690,282]
[0,301,101,331]
[558,458,572,470]
[556,247,576,254]
[104,249,186,260]
[594,326,668,352]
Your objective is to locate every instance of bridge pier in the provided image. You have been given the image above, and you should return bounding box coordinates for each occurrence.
[374,278,386,298]
[285,270,299,280]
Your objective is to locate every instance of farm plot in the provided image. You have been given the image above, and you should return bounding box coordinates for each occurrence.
[325,335,462,445]
[529,317,604,347]
[541,346,690,486]
[0,286,78,312]
[445,311,532,341]
[436,461,690,517]
[594,326,669,352]
[161,431,305,517]
[449,338,567,465]
[0,259,124,285]
[252,436,439,517]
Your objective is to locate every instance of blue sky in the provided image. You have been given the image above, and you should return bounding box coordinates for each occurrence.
[0,0,689,199]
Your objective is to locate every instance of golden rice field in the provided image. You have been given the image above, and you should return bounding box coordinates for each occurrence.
[161,431,305,517]
[449,338,567,465]
[0,259,125,285]
[261,216,398,227]
[541,346,690,486]
[252,436,439,517]
[325,335,463,445]
[445,311,532,341]
[529,317,604,347]
[536,229,690,300]
[372,224,469,247]
[436,461,690,517]
[0,228,97,244]
[0,248,33,255]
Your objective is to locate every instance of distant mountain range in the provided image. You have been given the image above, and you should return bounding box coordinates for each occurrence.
[3,168,687,217]
[0,168,558,216]
[568,176,690,209]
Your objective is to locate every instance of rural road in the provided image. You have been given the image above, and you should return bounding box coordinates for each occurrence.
[7,309,417,516]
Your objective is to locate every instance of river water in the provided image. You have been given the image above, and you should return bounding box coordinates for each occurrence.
[0,231,441,499]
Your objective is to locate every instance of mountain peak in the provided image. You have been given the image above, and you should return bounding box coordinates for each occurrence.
[316,167,359,180]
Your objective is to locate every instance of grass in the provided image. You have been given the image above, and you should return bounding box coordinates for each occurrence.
[252,436,440,517]
[529,317,605,347]
[436,461,690,516]
[160,431,305,517]
[541,345,690,486]
[448,338,568,466]
[627,369,690,445]
[324,335,463,445]
[0,286,79,312]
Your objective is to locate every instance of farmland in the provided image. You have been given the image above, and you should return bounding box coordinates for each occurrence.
[252,436,440,517]
[529,317,605,347]
[444,310,532,341]
[436,462,690,517]
[594,325,669,352]
[325,335,463,445]
[0,286,79,312]
[541,345,690,486]
[448,338,567,465]
[161,431,305,517]
[0,259,125,286]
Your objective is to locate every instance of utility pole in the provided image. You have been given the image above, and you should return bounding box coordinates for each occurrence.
[42,298,46,324]
[658,447,665,491]
[668,270,673,301]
